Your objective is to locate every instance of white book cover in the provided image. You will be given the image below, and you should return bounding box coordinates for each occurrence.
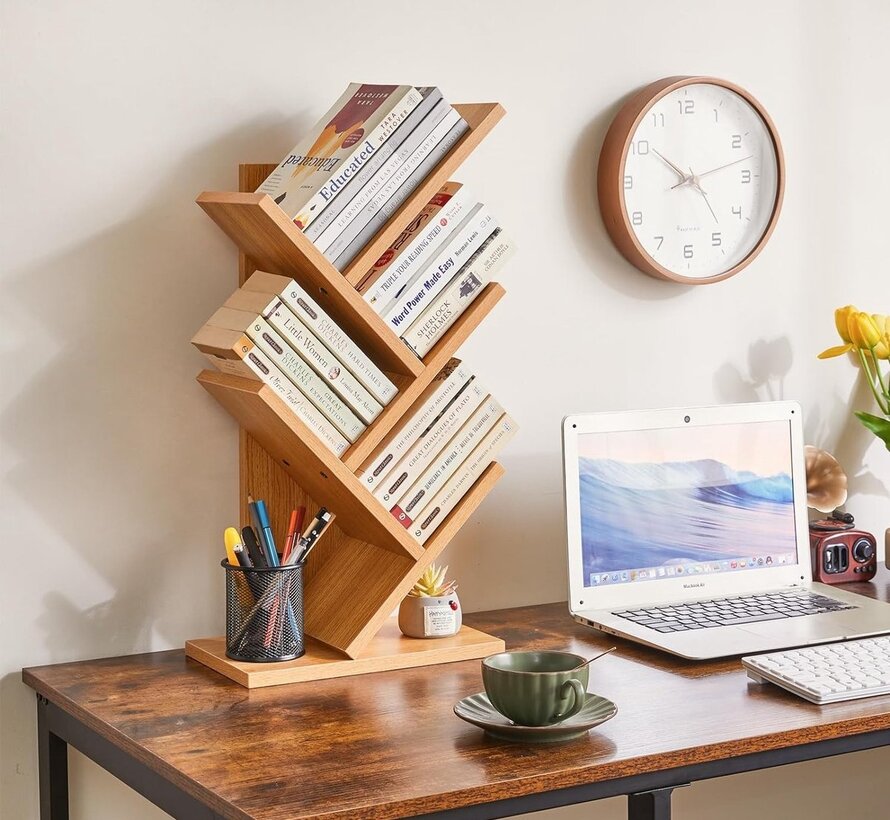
[411,414,518,545]
[309,100,452,251]
[382,205,497,332]
[322,108,463,261]
[258,84,422,230]
[402,229,516,357]
[358,360,471,490]
[243,271,397,405]
[374,378,488,506]
[245,316,366,442]
[261,297,384,425]
[202,342,349,457]
[363,184,474,311]
[391,396,504,525]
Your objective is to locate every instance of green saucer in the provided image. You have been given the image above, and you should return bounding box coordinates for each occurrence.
[453,691,617,743]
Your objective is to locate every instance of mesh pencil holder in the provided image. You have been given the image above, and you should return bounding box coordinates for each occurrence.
[223,559,305,662]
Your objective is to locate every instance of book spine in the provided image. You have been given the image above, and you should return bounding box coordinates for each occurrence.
[363,186,474,311]
[272,278,397,405]
[330,116,471,271]
[310,100,452,251]
[382,205,497,332]
[358,361,471,490]
[322,108,462,262]
[411,414,518,545]
[246,316,366,442]
[303,89,444,242]
[391,396,503,526]
[374,378,488,506]
[288,87,424,229]
[403,229,515,358]
[201,342,349,457]
[263,300,383,425]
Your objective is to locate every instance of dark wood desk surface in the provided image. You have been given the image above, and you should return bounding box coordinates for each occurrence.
[23,576,890,820]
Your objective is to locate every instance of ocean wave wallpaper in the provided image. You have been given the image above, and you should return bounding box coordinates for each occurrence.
[577,421,798,583]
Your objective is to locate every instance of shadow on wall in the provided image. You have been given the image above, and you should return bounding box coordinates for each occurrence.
[564,91,690,301]
[714,338,888,508]
[0,113,310,819]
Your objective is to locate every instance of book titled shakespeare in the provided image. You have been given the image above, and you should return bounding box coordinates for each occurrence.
[257,84,422,230]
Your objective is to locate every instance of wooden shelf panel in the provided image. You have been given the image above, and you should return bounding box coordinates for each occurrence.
[197,191,422,378]
[342,102,506,285]
[342,281,506,472]
[185,621,504,688]
[197,369,424,561]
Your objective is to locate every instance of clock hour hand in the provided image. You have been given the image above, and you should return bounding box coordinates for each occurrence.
[651,148,690,184]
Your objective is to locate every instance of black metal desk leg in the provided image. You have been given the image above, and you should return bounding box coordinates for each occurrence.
[37,695,69,820]
[628,786,675,820]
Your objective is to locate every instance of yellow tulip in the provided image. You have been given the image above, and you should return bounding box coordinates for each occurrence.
[848,311,882,349]
[834,305,858,343]
[872,314,890,359]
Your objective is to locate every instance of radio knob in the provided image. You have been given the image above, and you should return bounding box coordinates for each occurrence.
[852,538,875,563]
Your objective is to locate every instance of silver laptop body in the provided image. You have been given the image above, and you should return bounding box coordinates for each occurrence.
[562,401,890,660]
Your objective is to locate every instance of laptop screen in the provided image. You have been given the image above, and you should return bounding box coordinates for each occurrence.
[576,419,799,588]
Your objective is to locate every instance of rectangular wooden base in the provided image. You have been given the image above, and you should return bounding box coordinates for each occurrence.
[185,620,504,688]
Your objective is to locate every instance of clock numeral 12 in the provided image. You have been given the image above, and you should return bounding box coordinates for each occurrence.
[677,100,695,115]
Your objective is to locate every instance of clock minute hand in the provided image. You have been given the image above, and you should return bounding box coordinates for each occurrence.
[674,154,754,187]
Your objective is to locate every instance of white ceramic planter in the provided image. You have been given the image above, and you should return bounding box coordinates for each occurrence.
[398,593,462,639]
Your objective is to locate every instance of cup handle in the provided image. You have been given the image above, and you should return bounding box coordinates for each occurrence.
[552,678,586,722]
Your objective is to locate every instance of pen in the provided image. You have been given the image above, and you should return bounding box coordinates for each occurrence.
[248,494,278,566]
[282,507,306,563]
[289,508,334,564]
[241,526,266,567]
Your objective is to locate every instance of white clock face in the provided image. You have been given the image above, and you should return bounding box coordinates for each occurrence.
[622,83,780,280]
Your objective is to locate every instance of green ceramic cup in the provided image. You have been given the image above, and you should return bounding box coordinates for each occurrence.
[481,651,589,726]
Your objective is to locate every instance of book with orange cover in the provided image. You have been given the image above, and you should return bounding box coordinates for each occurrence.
[257,83,422,230]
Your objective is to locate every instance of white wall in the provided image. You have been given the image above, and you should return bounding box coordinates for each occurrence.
[3,1,890,818]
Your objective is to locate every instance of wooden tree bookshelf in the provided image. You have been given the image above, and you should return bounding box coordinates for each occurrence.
[185,102,511,688]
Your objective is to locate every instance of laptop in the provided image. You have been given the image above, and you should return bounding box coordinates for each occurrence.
[562,401,890,660]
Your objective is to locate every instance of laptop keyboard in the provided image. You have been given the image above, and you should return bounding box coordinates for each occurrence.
[612,591,856,633]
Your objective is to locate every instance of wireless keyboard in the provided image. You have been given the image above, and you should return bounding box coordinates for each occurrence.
[743,635,890,704]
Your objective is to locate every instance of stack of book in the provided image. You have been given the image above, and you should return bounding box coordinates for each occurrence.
[258,84,470,271]
[359,359,517,544]
[355,182,515,359]
[192,271,398,457]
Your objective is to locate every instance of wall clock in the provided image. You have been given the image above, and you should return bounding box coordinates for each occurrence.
[598,76,785,285]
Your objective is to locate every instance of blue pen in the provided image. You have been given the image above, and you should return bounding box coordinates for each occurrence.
[248,495,279,566]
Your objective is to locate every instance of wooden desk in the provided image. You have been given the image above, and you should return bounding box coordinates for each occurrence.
[23,577,890,820]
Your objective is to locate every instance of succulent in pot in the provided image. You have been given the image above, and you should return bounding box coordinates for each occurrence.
[398,564,462,639]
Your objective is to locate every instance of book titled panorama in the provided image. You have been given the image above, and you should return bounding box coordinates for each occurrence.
[257,83,422,231]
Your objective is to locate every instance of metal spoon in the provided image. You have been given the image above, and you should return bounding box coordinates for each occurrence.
[571,646,617,672]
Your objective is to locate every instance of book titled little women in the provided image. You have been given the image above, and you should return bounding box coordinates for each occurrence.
[258,84,422,230]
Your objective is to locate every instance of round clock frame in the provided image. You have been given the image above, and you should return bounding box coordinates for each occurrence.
[597,75,785,285]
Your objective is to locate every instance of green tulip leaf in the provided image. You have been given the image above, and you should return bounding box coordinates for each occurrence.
[855,411,890,451]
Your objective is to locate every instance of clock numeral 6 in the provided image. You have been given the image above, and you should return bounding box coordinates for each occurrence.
[631,139,649,155]
[731,134,743,149]
[741,169,752,184]
[677,99,695,115]
[631,211,643,226]
[711,232,722,247]
[683,244,694,259]
[654,235,664,250]
[624,175,633,190]
[732,205,743,220]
